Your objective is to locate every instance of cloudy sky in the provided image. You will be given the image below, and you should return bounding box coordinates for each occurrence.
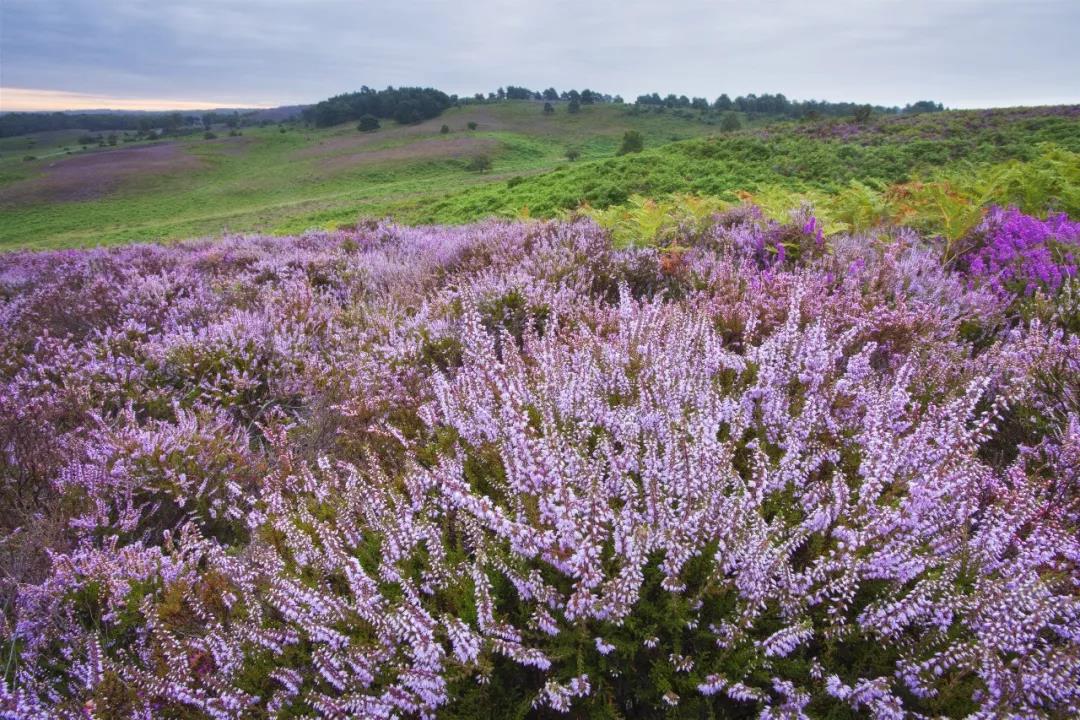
[1,0,1078,111]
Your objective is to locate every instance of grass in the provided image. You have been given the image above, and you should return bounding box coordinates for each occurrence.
[1,102,1078,249]
[0,102,719,249]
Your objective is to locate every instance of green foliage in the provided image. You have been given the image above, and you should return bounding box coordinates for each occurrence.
[466,154,493,173]
[721,112,741,132]
[357,114,380,132]
[441,124,451,134]
[409,115,1080,231]
[305,85,452,126]
[3,103,1079,249]
[467,121,478,130]
[580,194,729,247]
[617,130,644,156]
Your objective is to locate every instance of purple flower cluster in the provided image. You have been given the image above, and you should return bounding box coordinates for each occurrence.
[960,206,1080,296]
[0,211,1077,718]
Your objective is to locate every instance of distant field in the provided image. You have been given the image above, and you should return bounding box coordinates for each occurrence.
[0,102,719,249]
[1,102,1078,249]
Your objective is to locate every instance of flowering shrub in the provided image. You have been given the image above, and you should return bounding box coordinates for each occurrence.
[959,206,1080,296]
[1,212,1078,718]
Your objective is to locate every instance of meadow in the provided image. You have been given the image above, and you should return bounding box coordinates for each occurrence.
[0,102,717,249]
[2,103,1078,249]
[1,100,1080,718]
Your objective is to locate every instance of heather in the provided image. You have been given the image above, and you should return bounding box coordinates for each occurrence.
[1,207,1079,718]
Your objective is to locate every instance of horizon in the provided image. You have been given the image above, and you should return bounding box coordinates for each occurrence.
[2,85,1079,115]
[2,1,1078,114]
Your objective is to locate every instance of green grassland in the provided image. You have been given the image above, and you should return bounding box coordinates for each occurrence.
[1,102,1078,249]
[0,102,719,249]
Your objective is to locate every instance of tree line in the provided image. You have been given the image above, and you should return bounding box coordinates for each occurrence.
[0,110,262,138]
[1,84,946,138]
[632,92,944,118]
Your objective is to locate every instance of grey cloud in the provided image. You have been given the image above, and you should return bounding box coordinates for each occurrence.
[1,0,1078,108]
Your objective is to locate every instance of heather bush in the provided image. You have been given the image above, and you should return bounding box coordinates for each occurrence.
[956,205,1080,296]
[1,211,1078,718]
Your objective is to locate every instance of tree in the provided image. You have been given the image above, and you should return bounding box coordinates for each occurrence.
[305,86,452,127]
[567,99,581,114]
[565,147,581,161]
[853,105,873,123]
[904,100,944,114]
[616,130,643,155]
[204,131,217,140]
[542,88,559,101]
[440,124,450,134]
[543,102,555,115]
[466,155,492,173]
[467,121,478,130]
[107,133,118,146]
[357,115,380,132]
[721,112,741,132]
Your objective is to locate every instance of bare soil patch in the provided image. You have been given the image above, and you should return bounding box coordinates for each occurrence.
[0,143,204,205]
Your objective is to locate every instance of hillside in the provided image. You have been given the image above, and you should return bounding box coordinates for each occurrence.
[394,105,1080,226]
[1,102,1078,250]
[0,101,718,249]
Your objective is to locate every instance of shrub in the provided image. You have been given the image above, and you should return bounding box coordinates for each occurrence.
[467,121,478,130]
[957,205,1080,296]
[203,131,217,140]
[565,147,581,162]
[3,215,1077,718]
[721,112,741,131]
[357,114,381,132]
[568,99,581,114]
[466,154,493,173]
[543,102,555,114]
[617,129,644,155]
[441,124,450,134]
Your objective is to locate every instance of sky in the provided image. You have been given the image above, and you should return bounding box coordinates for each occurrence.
[1,0,1078,112]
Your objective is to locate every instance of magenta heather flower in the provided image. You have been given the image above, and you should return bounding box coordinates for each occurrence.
[961,206,1080,296]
